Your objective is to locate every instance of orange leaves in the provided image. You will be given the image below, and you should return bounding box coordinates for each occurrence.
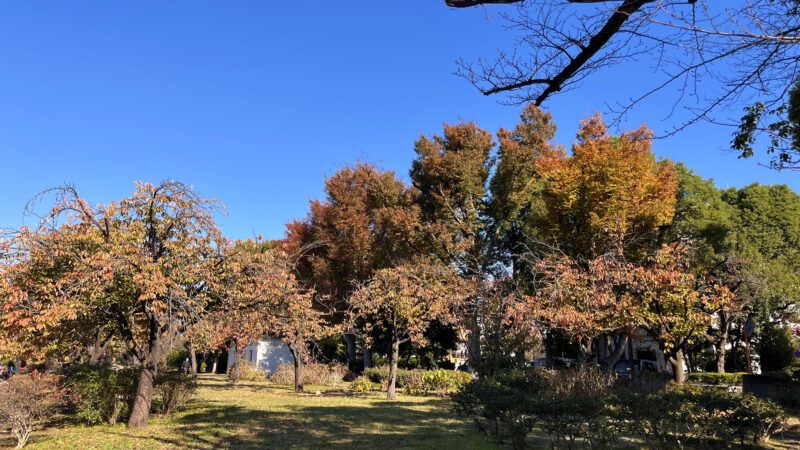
[536,112,678,257]
[349,260,467,345]
[534,240,732,352]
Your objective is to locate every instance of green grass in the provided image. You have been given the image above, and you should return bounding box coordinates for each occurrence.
[5,374,800,449]
[2,374,499,449]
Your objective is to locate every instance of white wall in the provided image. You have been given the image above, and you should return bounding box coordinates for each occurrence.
[226,339,294,374]
[255,340,293,373]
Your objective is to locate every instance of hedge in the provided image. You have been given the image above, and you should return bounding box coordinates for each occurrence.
[687,372,746,386]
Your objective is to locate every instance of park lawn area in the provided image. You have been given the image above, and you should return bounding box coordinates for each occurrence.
[1,374,500,449]
[5,374,800,449]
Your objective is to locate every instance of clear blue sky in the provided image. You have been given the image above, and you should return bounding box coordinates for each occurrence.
[1,1,797,240]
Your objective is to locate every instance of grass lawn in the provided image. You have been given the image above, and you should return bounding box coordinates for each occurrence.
[1,374,499,449]
[4,374,800,449]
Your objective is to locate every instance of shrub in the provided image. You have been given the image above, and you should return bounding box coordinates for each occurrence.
[620,385,786,448]
[537,366,621,449]
[152,372,197,415]
[227,360,264,382]
[269,361,348,387]
[366,366,421,388]
[350,376,373,393]
[365,366,470,395]
[327,363,346,386]
[538,395,621,449]
[728,393,787,444]
[757,324,798,372]
[268,363,295,385]
[63,364,139,425]
[452,368,548,450]
[402,371,425,395]
[165,349,190,372]
[544,364,617,399]
[421,369,472,396]
[0,371,68,449]
[686,372,745,386]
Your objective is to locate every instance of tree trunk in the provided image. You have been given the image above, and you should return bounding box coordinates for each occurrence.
[232,348,243,383]
[363,344,373,369]
[127,313,167,430]
[128,359,157,428]
[87,326,111,365]
[289,343,304,392]
[343,334,357,371]
[601,334,628,371]
[127,331,164,428]
[465,314,482,370]
[189,347,198,378]
[669,349,686,384]
[387,338,400,401]
[212,353,219,374]
[716,313,730,373]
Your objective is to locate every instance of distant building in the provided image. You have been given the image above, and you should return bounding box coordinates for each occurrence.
[227,338,293,374]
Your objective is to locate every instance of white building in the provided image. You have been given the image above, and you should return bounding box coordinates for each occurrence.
[227,338,294,374]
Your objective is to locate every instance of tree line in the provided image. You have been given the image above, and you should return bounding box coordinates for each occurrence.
[1,105,798,428]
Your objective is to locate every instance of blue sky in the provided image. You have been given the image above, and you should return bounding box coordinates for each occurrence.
[1,1,797,240]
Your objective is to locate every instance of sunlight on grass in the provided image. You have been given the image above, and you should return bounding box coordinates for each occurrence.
[8,374,498,449]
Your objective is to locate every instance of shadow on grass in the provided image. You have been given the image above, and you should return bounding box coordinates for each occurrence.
[98,397,487,449]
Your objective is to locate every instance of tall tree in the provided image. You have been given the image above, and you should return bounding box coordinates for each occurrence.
[285,163,421,369]
[535,113,677,259]
[410,121,495,366]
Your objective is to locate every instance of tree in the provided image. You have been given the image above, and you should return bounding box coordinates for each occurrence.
[533,239,643,370]
[635,243,733,383]
[349,261,466,400]
[447,1,800,168]
[410,121,496,367]
[487,104,555,277]
[663,164,745,373]
[1,182,223,428]
[733,78,800,170]
[535,113,677,259]
[286,163,421,370]
[193,240,319,389]
[533,239,732,382]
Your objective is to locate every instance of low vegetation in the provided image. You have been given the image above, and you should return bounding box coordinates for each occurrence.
[1,374,495,449]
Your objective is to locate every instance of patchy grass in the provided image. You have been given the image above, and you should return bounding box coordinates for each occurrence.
[4,374,800,449]
[2,374,498,449]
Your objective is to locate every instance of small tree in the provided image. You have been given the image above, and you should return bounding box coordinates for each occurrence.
[350,261,466,401]
[0,371,68,448]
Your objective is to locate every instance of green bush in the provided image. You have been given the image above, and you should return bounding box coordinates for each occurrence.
[365,366,471,396]
[454,366,788,449]
[686,372,746,386]
[152,372,197,415]
[63,364,139,425]
[350,376,373,393]
[757,324,798,372]
[538,395,621,449]
[728,393,787,444]
[452,368,548,449]
[421,369,472,396]
[363,366,419,387]
[165,349,190,372]
[619,385,786,447]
